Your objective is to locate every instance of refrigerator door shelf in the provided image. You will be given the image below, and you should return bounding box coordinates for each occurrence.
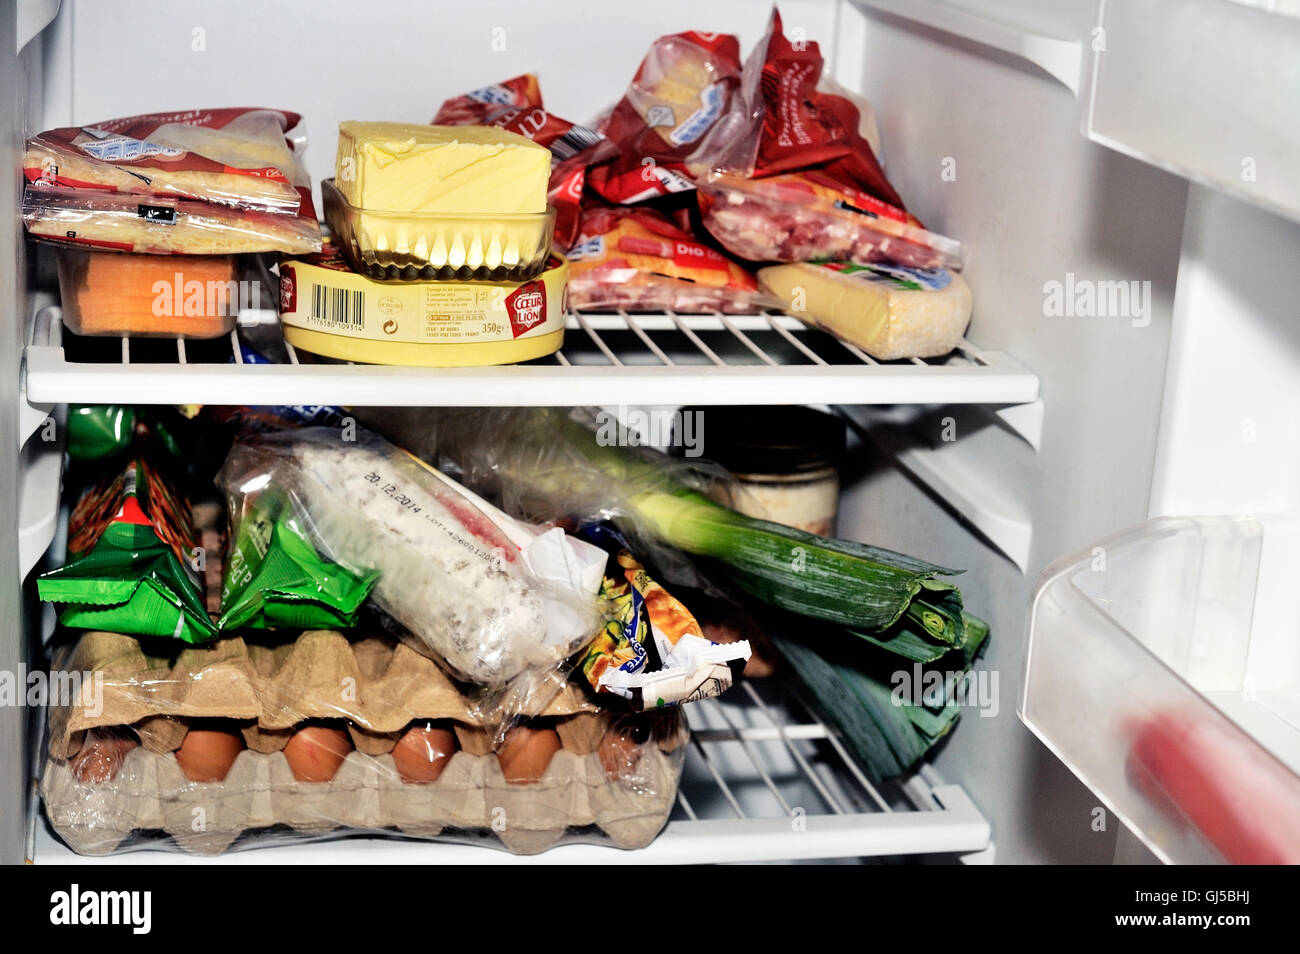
[1020,515,1300,864]
[1084,0,1300,223]
[22,306,1040,409]
[30,680,991,864]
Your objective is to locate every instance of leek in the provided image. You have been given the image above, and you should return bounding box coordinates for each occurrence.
[632,486,963,638]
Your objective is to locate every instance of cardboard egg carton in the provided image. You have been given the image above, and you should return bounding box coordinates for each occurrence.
[47,629,599,759]
[42,630,687,855]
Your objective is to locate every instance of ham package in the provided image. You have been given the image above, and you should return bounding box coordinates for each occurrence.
[566,203,770,313]
[433,74,615,248]
[586,31,742,204]
[692,10,963,270]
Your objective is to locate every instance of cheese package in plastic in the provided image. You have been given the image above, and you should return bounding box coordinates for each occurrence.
[759,261,971,360]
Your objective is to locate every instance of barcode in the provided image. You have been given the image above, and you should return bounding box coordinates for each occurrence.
[549,124,604,162]
[310,284,364,326]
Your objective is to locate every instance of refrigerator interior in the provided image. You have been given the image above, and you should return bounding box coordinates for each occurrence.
[6,0,1300,865]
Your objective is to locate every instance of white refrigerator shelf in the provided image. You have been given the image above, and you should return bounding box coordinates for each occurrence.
[30,681,992,865]
[23,306,1039,409]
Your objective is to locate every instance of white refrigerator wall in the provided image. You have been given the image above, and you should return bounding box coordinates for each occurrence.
[832,1,1187,862]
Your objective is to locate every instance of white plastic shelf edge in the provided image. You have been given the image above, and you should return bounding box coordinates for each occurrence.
[23,308,1041,409]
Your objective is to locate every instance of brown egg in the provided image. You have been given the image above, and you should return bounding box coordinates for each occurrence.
[71,731,137,783]
[283,725,353,782]
[175,728,245,782]
[392,722,458,784]
[497,725,562,784]
[598,726,645,781]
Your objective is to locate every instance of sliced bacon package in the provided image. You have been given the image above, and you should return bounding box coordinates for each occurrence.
[692,9,964,270]
[24,108,308,213]
[586,32,743,205]
[433,74,616,249]
[565,202,773,313]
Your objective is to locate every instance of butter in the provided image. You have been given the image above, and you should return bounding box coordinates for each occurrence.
[328,124,554,280]
[335,122,550,214]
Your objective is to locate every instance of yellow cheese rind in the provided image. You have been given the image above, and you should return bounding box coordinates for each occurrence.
[335,122,550,215]
[759,263,971,360]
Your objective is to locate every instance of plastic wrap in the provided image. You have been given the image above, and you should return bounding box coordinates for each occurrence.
[358,407,737,583]
[698,172,964,270]
[41,629,688,856]
[432,73,617,249]
[362,407,972,650]
[690,9,964,270]
[24,108,308,212]
[579,537,750,709]
[24,186,322,255]
[216,426,608,732]
[566,203,774,313]
[586,31,742,203]
[38,454,217,644]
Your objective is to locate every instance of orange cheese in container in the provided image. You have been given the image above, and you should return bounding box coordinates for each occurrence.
[55,247,242,338]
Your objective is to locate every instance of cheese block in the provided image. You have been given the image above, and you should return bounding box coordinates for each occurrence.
[335,122,549,214]
[758,262,971,360]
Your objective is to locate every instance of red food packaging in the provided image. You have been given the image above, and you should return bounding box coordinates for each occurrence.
[586,32,743,204]
[565,202,770,314]
[433,75,614,248]
[692,8,963,269]
[1127,710,1300,864]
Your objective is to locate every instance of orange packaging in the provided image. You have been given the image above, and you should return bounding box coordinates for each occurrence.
[55,247,244,338]
[565,204,770,313]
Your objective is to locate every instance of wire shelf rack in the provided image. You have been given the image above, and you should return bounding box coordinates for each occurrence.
[24,305,1038,409]
[30,677,991,865]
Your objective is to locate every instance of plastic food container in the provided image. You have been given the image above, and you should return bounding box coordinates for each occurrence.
[54,246,244,339]
[322,177,556,282]
[279,246,569,366]
[1021,515,1300,864]
[697,172,965,271]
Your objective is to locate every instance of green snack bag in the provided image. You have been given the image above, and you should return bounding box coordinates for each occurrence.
[38,458,218,643]
[219,489,378,630]
[66,405,136,462]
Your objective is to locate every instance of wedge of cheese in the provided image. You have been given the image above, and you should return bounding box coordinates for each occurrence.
[759,262,972,360]
[335,122,550,214]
